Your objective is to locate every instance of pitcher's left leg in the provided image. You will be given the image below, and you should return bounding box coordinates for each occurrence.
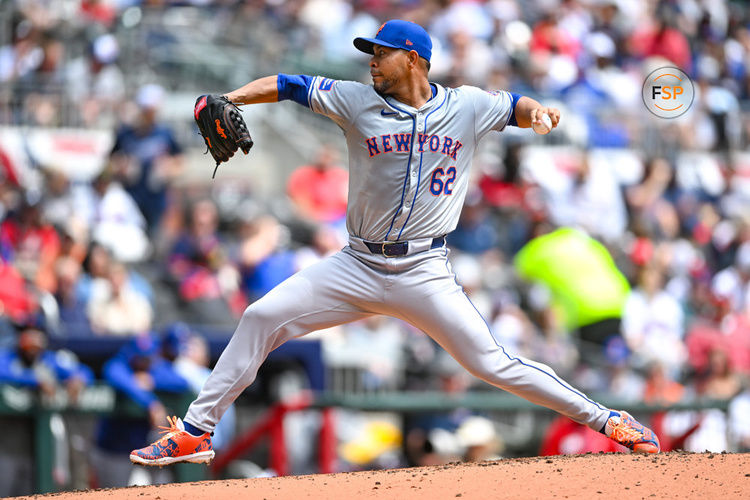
[387,251,659,452]
[387,252,608,432]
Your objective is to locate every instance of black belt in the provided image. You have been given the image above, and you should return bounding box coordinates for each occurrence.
[363,236,446,257]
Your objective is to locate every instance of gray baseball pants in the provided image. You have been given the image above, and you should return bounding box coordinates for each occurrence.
[184,243,612,433]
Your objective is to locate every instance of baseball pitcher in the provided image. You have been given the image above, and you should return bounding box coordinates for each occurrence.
[131,20,659,466]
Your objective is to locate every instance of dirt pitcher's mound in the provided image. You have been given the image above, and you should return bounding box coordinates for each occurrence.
[17,452,750,500]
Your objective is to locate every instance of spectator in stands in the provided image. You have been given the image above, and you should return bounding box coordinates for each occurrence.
[87,260,153,336]
[79,0,117,28]
[40,169,75,231]
[642,362,685,406]
[530,11,580,60]
[528,305,579,378]
[543,153,627,243]
[0,195,61,293]
[0,260,38,347]
[625,157,684,241]
[238,214,298,302]
[0,18,41,85]
[709,241,750,315]
[580,31,640,112]
[294,223,347,270]
[286,145,348,225]
[489,295,535,359]
[65,33,125,127]
[698,347,743,400]
[318,0,380,63]
[110,84,184,233]
[76,242,153,309]
[402,351,474,467]
[72,166,150,262]
[441,28,494,87]
[447,190,501,256]
[514,228,630,348]
[55,221,89,271]
[0,146,21,193]
[528,13,580,93]
[478,145,526,210]
[168,198,243,323]
[455,416,504,462]
[605,335,645,402]
[686,284,750,376]
[629,6,692,73]
[53,256,92,337]
[75,242,112,305]
[477,143,535,254]
[621,264,686,377]
[19,33,66,127]
[0,322,93,400]
[94,332,189,487]
[0,322,93,497]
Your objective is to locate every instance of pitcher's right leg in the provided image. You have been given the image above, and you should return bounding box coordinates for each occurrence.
[131,251,379,466]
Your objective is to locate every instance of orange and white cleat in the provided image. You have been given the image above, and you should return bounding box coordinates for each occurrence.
[130,416,214,466]
[605,411,660,454]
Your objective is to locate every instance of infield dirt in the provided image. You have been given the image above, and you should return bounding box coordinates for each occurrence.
[14,451,750,499]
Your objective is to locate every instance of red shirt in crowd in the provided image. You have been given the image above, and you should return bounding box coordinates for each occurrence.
[287,165,348,223]
[540,416,624,456]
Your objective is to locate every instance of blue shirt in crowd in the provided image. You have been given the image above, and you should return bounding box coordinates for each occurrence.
[111,124,182,230]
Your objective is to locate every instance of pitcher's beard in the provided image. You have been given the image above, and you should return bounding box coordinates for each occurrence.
[373,76,397,95]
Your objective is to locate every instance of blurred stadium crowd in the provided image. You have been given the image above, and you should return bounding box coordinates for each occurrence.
[3,0,750,495]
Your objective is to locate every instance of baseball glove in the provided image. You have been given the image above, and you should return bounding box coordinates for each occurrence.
[194,94,254,177]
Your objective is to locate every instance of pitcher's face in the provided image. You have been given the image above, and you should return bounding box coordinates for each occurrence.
[369,45,408,95]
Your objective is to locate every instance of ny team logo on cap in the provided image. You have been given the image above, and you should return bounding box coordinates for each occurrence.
[353,19,433,62]
[642,66,694,119]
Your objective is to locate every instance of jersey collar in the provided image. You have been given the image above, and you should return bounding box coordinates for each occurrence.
[380,82,445,115]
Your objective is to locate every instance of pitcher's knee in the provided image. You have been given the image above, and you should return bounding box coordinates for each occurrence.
[462,361,498,384]
[459,350,517,386]
[241,302,282,330]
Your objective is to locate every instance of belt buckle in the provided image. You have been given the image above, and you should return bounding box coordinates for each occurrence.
[382,241,404,258]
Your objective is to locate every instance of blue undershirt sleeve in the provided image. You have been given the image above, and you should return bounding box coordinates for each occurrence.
[277,74,315,108]
[507,92,522,127]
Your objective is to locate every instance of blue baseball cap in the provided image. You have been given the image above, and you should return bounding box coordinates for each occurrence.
[162,322,191,354]
[354,20,432,62]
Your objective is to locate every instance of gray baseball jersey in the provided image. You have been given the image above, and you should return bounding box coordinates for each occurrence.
[184,76,613,436]
[308,78,513,241]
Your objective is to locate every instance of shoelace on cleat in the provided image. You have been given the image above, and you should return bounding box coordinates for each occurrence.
[153,415,184,444]
[610,418,644,445]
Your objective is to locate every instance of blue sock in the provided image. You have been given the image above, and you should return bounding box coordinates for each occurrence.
[600,410,621,434]
[183,421,207,437]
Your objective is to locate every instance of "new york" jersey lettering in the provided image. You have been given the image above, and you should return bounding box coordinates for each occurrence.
[365,134,462,160]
